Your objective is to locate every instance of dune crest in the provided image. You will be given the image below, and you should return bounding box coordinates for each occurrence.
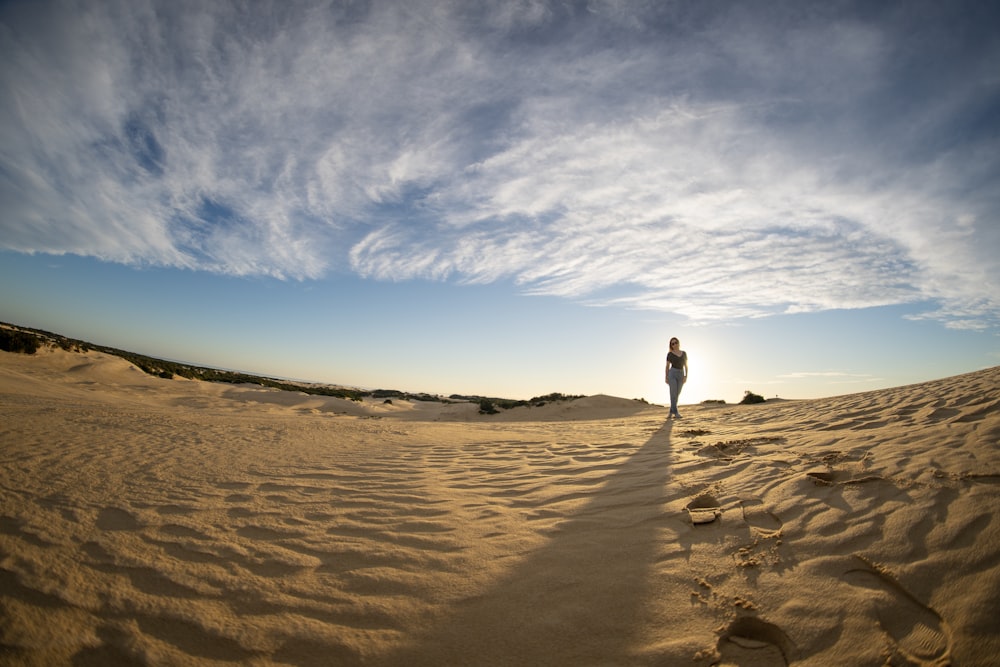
[2,349,999,665]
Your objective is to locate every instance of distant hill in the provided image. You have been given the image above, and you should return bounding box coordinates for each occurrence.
[0,321,583,410]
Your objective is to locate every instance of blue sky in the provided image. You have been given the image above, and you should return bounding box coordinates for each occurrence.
[2,0,999,404]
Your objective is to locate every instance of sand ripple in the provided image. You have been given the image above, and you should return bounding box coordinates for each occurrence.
[1,350,999,665]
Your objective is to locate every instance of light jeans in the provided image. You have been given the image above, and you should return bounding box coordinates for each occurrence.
[667,367,686,415]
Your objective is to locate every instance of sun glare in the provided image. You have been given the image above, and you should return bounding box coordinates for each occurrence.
[678,344,715,405]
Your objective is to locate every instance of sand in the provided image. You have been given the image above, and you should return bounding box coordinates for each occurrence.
[1,347,998,666]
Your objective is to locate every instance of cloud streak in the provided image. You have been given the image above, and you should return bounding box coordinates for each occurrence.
[2,0,998,326]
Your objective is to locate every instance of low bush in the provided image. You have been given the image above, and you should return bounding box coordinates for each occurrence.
[0,328,41,354]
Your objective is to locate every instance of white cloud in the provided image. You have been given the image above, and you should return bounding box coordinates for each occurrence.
[1,0,997,327]
[349,101,928,320]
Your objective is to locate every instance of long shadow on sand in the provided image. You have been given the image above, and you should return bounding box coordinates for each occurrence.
[383,419,679,666]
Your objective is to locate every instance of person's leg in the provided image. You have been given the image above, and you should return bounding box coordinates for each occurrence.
[668,372,681,416]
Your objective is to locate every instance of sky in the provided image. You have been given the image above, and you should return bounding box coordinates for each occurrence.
[1,0,999,405]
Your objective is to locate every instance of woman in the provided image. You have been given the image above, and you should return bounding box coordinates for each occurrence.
[665,337,688,419]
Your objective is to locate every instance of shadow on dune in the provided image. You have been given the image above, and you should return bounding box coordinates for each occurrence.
[382,419,678,666]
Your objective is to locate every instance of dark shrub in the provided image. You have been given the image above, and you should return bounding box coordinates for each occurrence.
[740,390,766,405]
[0,329,41,354]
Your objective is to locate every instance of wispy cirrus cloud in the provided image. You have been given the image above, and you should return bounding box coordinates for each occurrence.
[1,0,998,327]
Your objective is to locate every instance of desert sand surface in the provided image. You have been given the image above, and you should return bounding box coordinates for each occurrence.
[1,347,999,666]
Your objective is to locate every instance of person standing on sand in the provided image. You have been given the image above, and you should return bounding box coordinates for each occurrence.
[665,337,688,419]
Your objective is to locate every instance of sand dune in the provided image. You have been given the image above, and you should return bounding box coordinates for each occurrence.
[1,347,998,666]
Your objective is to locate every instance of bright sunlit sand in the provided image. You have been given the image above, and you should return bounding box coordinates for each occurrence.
[2,347,999,666]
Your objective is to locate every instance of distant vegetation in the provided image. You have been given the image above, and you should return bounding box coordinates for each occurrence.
[740,390,766,405]
[0,328,41,354]
[0,322,584,410]
[472,392,587,414]
[701,399,727,405]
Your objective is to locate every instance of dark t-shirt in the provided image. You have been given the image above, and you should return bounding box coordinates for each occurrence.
[667,351,687,369]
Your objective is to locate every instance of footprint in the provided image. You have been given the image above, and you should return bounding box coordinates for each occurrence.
[695,444,733,461]
[96,507,141,531]
[686,494,722,525]
[843,557,952,666]
[716,616,795,666]
[806,469,838,485]
[740,500,782,536]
